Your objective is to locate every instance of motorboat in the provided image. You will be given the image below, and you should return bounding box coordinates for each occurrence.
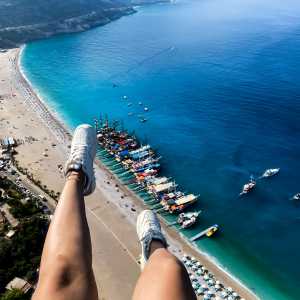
[206,225,219,237]
[260,168,280,178]
[178,211,201,229]
[239,179,256,196]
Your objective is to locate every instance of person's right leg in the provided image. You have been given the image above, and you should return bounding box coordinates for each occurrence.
[133,210,197,300]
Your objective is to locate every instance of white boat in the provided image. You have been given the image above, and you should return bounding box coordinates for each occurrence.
[140,117,147,123]
[149,182,177,194]
[261,168,280,178]
[292,193,300,201]
[167,194,199,213]
[132,157,159,169]
[129,145,151,155]
[146,176,169,185]
[239,179,256,196]
[178,211,201,229]
[175,194,198,206]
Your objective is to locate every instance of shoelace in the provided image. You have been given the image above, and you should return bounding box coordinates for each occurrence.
[70,145,90,163]
[141,219,161,241]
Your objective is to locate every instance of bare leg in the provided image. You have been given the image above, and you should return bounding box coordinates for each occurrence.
[132,241,197,300]
[33,171,98,300]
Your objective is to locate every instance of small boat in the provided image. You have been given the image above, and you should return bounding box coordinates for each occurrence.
[148,181,177,194]
[239,178,256,196]
[132,157,160,170]
[144,107,149,112]
[131,150,153,161]
[140,118,147,123]
[130,145,151,155]
[190,224,219,241]
[138,102,142,105]
[133,162,160,172]
[292,193,300,201]
[123,95,128,100]
[178,211,201,229]
[206,225,219,237]
[159,191,184,207]
[260,168,280,178]
[167,194,199,213]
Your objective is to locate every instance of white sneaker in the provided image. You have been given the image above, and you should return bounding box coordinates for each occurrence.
[136,210,167,269]
[65,124,97,195]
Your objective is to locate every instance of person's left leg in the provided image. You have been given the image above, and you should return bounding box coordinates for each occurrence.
[132,240,197,300]
[133,210,197,300]
[33,124,98,300]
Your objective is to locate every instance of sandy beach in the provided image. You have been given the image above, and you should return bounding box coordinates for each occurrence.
[0,47,258,300]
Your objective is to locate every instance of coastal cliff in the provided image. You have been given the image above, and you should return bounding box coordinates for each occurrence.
[0,0,169,49]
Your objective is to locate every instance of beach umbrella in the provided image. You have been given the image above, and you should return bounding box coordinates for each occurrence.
[221,291,228,298]
[208,279,215,286]
[203,274,209,281]
[227,287,233,293]
[196,289,204,296]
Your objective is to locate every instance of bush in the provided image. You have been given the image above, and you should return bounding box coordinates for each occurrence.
[7,190,22,200]
[0,289,29,300]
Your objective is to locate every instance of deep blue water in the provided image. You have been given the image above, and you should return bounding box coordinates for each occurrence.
[22,0,300,298]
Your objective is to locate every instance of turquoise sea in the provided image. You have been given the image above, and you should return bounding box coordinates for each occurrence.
[21,0,300,299]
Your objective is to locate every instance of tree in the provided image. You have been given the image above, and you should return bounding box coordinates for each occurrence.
[0,218,49,292]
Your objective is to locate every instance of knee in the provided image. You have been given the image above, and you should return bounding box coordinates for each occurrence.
[39,254,93,290]
[151,249,185,273]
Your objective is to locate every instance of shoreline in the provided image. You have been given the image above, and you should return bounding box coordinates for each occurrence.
[15,47,259,300]
[17,46,71,145]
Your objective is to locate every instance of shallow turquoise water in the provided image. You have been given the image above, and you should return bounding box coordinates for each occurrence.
[21,0,300,298]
